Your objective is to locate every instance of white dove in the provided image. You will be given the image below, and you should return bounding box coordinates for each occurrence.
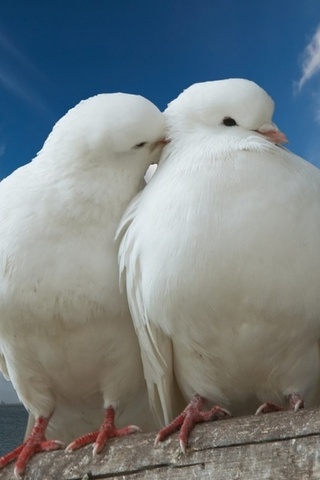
[0,92,165,477]
[118,78,320,452]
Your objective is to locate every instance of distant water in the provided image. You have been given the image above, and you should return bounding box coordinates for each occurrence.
[0,404,28,456]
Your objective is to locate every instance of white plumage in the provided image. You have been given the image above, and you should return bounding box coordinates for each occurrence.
[118,79,320,447]
[0,92,165,476]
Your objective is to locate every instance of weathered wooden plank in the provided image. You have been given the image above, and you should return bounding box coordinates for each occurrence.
[1,407,320,480]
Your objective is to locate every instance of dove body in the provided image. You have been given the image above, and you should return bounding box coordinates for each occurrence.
[119,79,320,428]
[0,92,165,475]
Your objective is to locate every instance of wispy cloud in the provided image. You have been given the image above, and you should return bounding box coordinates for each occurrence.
[0,28,52,114]
[297,24,320,90]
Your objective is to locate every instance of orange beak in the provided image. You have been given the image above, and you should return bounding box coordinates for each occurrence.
[255,124,288,145]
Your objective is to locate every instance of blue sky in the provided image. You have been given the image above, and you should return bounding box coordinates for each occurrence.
[0,0,320,401]
[0,0,320,182]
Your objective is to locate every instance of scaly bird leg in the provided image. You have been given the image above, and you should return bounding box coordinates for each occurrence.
[255,392,304,415]
[0,416,63,478]
[155,394,231,453]
[66,405,141,456]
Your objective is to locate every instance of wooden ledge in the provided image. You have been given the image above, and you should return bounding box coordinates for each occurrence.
[1,407,320,479]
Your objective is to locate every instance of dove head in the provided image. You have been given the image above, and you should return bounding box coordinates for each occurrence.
[42,93,166,170]
[165,79,287,145]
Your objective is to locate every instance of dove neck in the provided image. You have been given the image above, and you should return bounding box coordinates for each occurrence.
[32,144,147,223]
[164,128,282,162]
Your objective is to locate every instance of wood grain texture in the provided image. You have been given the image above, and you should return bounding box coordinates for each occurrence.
[1,407,320,479]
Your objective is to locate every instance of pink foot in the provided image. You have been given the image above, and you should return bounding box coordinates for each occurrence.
[256,393,304,415]
[0,416,63,478]
[66,405,141,455]
[154,394,231,453]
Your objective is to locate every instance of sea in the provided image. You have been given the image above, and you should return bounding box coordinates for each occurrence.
[0,404,28,457]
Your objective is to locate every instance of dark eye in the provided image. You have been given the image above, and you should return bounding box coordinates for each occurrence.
[222,117,237,127]
[134,142,147,148]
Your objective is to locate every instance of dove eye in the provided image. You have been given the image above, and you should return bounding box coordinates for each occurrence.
[222,117,237,127]
[134,142,147,148]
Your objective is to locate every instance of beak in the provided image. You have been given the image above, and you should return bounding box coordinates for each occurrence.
[255,123,288,145]
[151,137,170,152]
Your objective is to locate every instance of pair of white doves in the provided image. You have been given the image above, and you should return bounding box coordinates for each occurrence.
[1,79,320,478]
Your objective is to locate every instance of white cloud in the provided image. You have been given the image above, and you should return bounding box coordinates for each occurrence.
[0,28,52,114]
[298,24,320,90]
[297,24,320,90]
[294,25,320,135]
[0,30,44,79]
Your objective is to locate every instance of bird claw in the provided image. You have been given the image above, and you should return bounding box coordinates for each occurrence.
[288,393,304,412]
[154,394,230,453]
[67,406,141,455]
[154,433,161,448]
[256,393,304,415]
[0,416,62,477]
[255,401,285,415]
[179,438,187,454]
[293,399,304,412]
[0,447,24,472]
[38,440,65,451]
[66,432,98,452]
